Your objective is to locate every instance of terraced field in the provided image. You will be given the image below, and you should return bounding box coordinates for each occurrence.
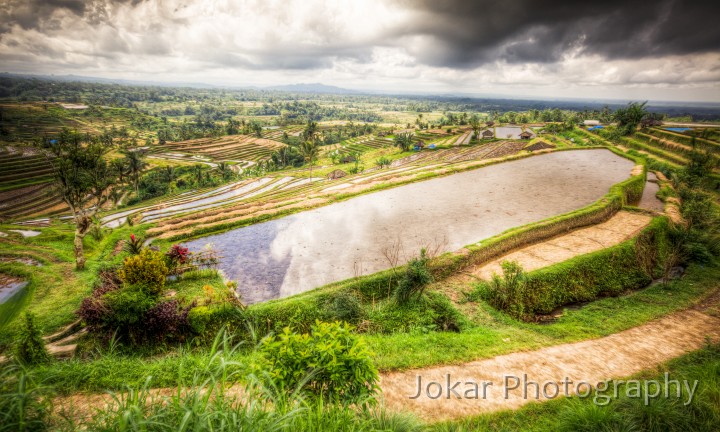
[339,135,393,153]
[0,147,67,221]
[156,134,287,162]
[129,140,533,240]
[0,102,155,145]
[261,125,303,140]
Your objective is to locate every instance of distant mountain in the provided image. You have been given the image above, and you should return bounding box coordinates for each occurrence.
[265,83,359,94]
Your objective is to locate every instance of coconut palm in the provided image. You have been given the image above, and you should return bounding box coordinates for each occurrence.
[299,140,319,180]
[123,150,148,193]
[302,120,320,143]
[394,132,414,152]
[216,162,233,180]
[163,166,177,182]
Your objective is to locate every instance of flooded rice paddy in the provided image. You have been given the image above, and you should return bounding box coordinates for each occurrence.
[184,149,635,304]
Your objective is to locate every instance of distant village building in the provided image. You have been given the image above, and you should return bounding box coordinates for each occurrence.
[583,120,601,126]
[340,154,357,164]
[519,131,534,140]
[326,169,347,180]
[524,141,556,152]
[482,129,495,139]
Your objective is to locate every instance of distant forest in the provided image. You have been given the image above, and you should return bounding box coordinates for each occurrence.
[1,74,719,121]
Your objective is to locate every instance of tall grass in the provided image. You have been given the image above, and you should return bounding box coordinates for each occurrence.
[1,329,423,431]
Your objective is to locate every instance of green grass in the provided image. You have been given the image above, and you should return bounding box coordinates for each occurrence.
[366,261,719,371]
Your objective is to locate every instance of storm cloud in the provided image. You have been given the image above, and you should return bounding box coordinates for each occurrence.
[390,0,720,67]
[0,0,718,100]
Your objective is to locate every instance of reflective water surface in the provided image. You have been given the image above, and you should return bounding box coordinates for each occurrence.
[184,150,635,304]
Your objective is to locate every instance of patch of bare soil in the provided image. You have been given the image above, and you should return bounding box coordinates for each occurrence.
[380,309,720,422]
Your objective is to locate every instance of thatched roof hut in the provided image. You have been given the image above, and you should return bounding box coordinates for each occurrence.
[482,129,494,138]
[524,141,556,152]
[326,169,347,180]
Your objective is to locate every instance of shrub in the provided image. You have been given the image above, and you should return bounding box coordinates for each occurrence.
[395,249,432,305]
[103,284,157,330]
[257,321,379,405]
[118,249,169,294]
[123,233,144,255]
[322,291,363,323]
[487,260,528,318]
[165,244,190,274]
[13,312,51,365]
[143,300,194,343]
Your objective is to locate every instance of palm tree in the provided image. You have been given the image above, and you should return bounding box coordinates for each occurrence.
[394,132,414,152]
[216,162,233,180]
[193,164,204,186]
[302,120,319,143]
[299,141,319,180]
[163,166,177,182]
[123,150,148,193]
[110,158,128,184]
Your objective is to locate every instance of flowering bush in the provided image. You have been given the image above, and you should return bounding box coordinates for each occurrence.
[165,244,190,274]
[123,233,144,255]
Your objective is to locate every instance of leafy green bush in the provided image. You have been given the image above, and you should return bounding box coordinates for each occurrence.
[13,312,51,365]
[118,249,169,294]
[395,249,432,304]
[322,291,363,323]
[480,238,654,320]
[103,284,157,329]
[487,260,528,318]
[257,321,379,405]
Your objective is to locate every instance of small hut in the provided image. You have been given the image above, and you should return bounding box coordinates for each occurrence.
[340,154,357,164]
[486,121,495,127]
[524,141,556,152]
[519,131,534,140]
[326,169,347,180]
[482,129,495,139]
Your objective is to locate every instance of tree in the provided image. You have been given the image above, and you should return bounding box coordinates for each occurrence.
[47,131,115,270]
[393,132,414,152]
[216,162,233,180]
[299,140,319,180]
[613,102,648,136]
[163,165,177,182]
[123,150,148,193]
[469,117,481,143]
[302,120,319,142]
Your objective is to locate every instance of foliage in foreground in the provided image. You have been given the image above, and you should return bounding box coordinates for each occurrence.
[12,312,51,366]
[257,321,379,405]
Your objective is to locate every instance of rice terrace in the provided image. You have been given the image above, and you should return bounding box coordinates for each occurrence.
[1,1,720,431]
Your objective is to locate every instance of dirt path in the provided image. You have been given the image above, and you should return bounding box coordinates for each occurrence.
[51,305,720,423]
[467,211,651,280]
[380,308,720,421]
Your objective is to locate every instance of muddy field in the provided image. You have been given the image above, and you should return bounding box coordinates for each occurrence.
[184,149,635,303]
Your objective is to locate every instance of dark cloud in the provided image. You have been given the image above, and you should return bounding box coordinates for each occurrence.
[0,0,145,34]
[392,0,720,68]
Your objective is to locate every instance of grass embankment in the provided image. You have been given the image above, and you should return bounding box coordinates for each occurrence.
[14,228,720,393]
[0,224,227,350]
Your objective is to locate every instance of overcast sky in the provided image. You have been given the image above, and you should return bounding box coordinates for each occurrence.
[1,0,719,102]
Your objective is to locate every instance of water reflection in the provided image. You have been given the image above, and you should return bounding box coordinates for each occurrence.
[184,149,635,304]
